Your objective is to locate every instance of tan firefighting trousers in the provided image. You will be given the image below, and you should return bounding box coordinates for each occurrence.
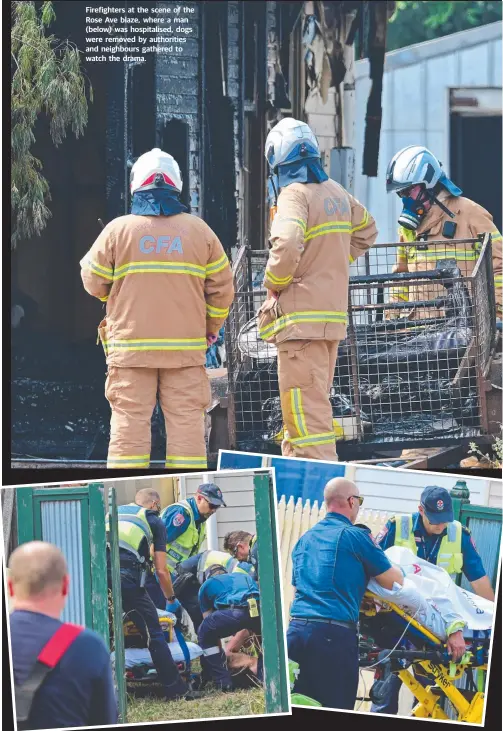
[277,339,340,461]
[105,365,211,470]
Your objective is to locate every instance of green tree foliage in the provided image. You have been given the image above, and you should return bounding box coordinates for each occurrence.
[387,1,502,51]
[11,1,92,248]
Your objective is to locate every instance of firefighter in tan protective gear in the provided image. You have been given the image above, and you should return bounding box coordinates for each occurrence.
[385,146,502,321]
[80,149,234,469]
[258,118,378,462]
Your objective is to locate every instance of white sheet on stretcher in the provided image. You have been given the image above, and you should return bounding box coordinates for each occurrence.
[366,546,494,641]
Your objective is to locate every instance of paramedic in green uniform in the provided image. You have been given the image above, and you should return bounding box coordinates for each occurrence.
[161,483,226,570]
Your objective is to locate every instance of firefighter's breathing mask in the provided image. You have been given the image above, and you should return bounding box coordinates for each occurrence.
[397,184,432,231]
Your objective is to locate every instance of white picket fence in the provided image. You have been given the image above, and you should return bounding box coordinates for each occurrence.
[278,495,391,618]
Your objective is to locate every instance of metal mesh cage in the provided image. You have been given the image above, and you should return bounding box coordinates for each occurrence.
[226,235,497,458]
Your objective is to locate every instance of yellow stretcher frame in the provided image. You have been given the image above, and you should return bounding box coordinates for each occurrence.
[362,592,487,724]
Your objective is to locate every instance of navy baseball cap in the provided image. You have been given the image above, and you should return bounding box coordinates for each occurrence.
[197,483,226,507]
[420,486,453,524]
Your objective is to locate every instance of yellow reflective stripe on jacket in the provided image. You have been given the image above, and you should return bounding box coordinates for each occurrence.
[351,209,369,233]
[491,231,502,242]
[389,286,409,301]
[107,455,151,468]
[99,295,109,302]
[290,388,308,438]
[206,304,229,318]
[288,431,336,448]
[259,310,348,338]
[165,456,208,468]
[408,249,480,262]
[206,254,229,276]
[85,258,114,280]
[398,227,417,242]
[304,210,370,243]
[495,275,503,284]
[265,270,294,286]
[113,261,206,280]
[275,216,307,232]
[103,338,207,351]
[397,246,408,260]
[349,255,355,263]
[304,221,352,242]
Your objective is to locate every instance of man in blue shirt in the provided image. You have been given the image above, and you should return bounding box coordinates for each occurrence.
[371,485,494,714]
[287,477,404,710]
[167,550,254,632]
[8,541,118,730]
[197,566,262,691]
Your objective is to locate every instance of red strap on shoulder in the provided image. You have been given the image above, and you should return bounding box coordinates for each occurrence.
[37,623,85,668]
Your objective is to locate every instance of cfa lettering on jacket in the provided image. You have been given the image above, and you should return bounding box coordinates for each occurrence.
[139,235,184,254]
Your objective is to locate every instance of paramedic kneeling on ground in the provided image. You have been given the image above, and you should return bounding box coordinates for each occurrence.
[287,477,404,710]
[197,566,262,691]
[9,542,117,730]
[371,485,494,715]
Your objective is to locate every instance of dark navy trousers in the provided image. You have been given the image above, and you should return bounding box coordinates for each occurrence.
[120,568,186,699]
[198,608,262,687]
[287,619,359,710]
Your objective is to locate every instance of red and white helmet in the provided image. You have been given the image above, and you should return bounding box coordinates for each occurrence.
[130,148,183,194]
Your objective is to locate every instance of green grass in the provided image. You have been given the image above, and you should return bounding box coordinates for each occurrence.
[126,687,265,722]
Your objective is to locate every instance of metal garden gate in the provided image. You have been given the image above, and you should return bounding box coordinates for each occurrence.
[253,469,290,714]
[459,503,502,591]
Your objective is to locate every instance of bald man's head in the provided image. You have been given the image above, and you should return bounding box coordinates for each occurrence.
[135,488,161,509]
[324,478,361,522]
[8,542,68,599]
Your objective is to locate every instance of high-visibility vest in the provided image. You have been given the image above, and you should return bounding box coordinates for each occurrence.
[161,499,207,572]
[394,514,463,578]
[106,503,153,562]
[196,549,249,585]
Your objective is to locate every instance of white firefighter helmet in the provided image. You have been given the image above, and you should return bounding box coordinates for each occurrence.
[265,117,321,171]
[130,148,183,194]
[386,146,445,194]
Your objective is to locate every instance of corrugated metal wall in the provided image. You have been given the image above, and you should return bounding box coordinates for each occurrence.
[461,517,502,591]
[40,500,86,626]
[353,21,503,261]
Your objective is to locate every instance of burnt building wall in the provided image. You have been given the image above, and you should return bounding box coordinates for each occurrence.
[155,1,202,215]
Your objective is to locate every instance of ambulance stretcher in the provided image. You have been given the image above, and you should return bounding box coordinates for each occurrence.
[359,592,490,723]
